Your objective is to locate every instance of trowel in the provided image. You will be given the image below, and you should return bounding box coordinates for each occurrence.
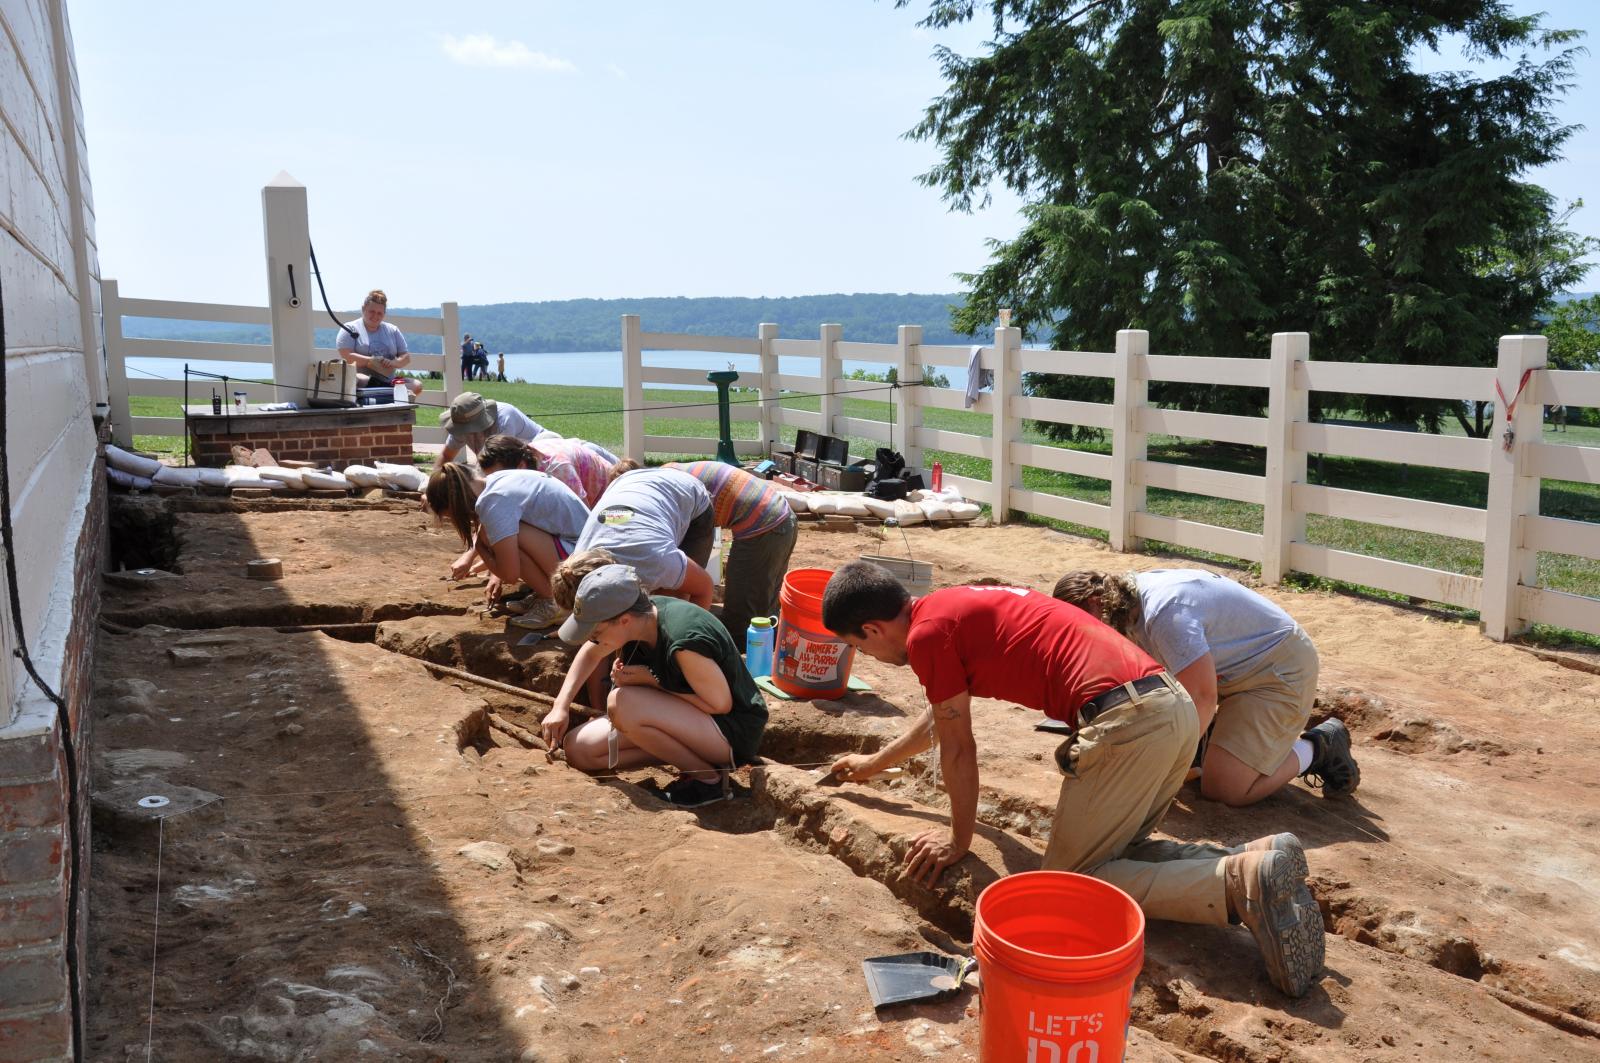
[861,951,976,1010]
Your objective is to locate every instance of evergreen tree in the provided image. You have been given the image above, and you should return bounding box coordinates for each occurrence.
[901,0,1589,437]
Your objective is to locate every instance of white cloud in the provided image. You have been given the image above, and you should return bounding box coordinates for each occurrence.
[605,62,629,80]
[440,34,576,72]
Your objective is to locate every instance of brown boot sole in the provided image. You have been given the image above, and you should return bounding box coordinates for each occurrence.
[1249,850,1326,997]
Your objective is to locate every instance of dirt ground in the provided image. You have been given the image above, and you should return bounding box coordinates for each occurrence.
[85,499,1600,1061]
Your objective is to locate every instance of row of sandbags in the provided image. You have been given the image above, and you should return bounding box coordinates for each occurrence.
[777,489,981,524]
[104,445,427,494]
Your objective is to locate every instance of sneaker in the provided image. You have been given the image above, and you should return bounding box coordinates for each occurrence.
[661,776,730,809]
[1231,832,1310,882]
[508,598,570,631]
[1224,849,1326,997]
[1301,719,1360,797]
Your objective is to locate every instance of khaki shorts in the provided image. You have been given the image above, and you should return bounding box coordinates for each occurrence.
[1209,627,1318,776]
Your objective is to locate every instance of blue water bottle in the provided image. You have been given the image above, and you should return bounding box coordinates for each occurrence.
[745,616,775,678]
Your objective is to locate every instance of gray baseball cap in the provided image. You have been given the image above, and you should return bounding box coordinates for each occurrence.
[437,391,497,434]
[559,565,650,644]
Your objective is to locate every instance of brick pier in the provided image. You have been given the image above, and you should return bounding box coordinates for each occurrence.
[184,403,418,466]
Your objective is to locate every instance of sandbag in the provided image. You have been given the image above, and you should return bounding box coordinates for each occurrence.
[152,465,200,487]
[918,497,953,521]
[343,465,382,488]
[301,469,352,491]
[374,462,427,492]
[105,444,162,478]
[832,496,871,518]
[778,491,809,514]
[861,496,898,520]
[948,502,982,521]
[106,467,153,491]
[257,467,308,490]
[223,465,271,487]
[890,499,925,526]
[808,494,839,516]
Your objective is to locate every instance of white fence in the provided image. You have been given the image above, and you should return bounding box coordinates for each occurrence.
[622,313,1597,642]
[101,279,463,450]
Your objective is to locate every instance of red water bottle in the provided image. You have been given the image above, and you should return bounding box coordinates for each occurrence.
[931,461,943,492]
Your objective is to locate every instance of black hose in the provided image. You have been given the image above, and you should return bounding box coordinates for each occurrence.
[0,270,85,1062]
[307,242,358,342]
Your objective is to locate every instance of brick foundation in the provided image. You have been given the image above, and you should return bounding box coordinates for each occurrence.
[0,423,105,1061]
[185,405,418,467]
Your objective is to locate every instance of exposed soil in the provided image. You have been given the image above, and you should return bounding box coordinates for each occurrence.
[86,506,1600,1060]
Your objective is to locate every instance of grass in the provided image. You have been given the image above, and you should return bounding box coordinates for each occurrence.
[128,381,1600,640]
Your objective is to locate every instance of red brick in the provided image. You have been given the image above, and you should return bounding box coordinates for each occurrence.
[0,946,66,1009]
[0,830,62,888]
[0,892,64,949]
[0,1004,71,1061]
[0,781,63,832]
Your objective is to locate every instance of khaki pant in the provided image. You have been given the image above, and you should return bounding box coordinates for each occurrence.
[1211,627,1319,777]
[1042,680,1231,926]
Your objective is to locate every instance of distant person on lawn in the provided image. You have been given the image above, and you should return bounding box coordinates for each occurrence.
[435,392,547,470]
[460,333,476,382]
[335,289,423,398]
[1052,569,1358,806]
[543,561,768,807]
[497,352,507,382]
[820,562,1325,998]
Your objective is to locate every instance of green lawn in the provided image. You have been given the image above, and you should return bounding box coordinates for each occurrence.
[128,382,1600,641]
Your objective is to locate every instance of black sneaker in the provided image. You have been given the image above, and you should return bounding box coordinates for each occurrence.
[1301,719,1360,797]
[661,776,730,808]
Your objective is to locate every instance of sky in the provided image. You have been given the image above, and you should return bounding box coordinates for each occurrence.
[73,1,1600,310]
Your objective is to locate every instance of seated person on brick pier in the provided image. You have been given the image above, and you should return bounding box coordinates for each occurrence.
[335,289,423,398]
[425,460,588,629]
[543,559,768,808]
[434,392,547,471]
[1052,569,1358,807]
[820,561,1326,998]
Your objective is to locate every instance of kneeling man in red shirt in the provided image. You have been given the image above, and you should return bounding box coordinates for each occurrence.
[822,562,1325,997]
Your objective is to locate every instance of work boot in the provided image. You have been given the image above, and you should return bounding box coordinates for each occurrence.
[1224,849,1325,997]
[1229,832,1309,882]
[1301,719,1360,797]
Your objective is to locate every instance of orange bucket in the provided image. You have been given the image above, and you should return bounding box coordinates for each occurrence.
[772,568,856,700]
[973,871,1145,1063]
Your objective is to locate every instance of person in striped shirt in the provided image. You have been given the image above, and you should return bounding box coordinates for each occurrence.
[667,461,798,647]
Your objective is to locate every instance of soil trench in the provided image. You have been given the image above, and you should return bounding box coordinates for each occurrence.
[85,505,1600,1061]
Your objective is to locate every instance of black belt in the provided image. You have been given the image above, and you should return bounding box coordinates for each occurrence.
[1077,673,1171,727]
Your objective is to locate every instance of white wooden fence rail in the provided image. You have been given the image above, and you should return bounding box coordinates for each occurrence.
[619,313,1590,643]
[101,279,461,450]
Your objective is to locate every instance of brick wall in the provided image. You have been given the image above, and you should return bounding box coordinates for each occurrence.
[192,422,415,467]
[0,428,105,1060]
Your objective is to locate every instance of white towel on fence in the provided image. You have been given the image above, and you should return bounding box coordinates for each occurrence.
[964,344,993,409]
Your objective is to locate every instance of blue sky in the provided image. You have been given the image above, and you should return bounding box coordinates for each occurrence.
[75,1,1599,309]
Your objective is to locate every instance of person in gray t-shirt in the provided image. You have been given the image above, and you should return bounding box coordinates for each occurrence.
[1054,568,1357,807]
[565,467,715,606]
[335,289,423,398]
[425,463,586,613]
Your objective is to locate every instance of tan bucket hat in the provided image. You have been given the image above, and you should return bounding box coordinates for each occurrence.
[438,391,497,434]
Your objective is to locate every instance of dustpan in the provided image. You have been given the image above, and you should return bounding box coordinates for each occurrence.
[861,951,976,1010]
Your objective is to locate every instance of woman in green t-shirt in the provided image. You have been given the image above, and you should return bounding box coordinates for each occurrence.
[544,558,768,807]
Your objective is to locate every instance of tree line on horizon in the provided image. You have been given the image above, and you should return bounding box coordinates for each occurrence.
[121,292,978,355]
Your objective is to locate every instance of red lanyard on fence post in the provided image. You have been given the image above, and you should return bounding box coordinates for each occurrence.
[1495,368,1536,452]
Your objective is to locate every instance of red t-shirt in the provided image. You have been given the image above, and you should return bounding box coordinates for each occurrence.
[906,585,1162,724]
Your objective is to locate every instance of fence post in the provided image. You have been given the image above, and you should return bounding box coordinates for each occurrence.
[1482,334,1547,641]
[441,302,461,407]
[260,172,314,400]
[1262,332,1309,583]
[758,322,778,454]
[895,324,924,473]
[102,278,132,448]
[990,323,1020,521]
[622,314,644,462]
[1109,329,1148,553]
[819,323,842,438]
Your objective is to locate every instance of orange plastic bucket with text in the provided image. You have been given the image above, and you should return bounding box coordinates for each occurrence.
[772,568,856,700]
[973,871,1145,1063]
